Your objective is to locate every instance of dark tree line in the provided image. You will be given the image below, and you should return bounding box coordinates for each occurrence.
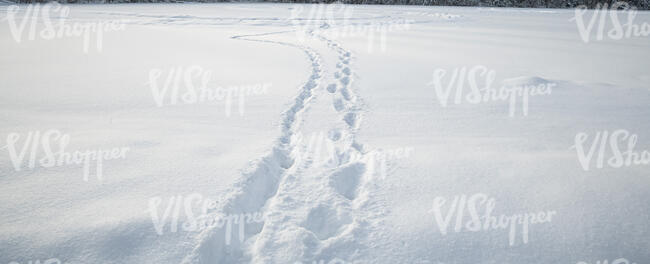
[268,0,650,9]
[11,0,650,9]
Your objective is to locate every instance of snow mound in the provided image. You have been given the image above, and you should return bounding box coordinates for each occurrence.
[501,76,554,87]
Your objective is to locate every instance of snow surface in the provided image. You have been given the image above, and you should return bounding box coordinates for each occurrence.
[1,3,649,264]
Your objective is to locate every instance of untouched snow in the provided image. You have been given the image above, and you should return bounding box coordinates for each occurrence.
[1,3,649,264]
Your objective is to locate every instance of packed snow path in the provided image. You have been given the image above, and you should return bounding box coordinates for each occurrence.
[183,24,388,263]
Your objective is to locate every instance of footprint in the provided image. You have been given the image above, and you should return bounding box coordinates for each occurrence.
[336,63,343,69]
[342,67,351,76]
[326,83,337,93]
[340,88,353,101]
[328,129,342,141]
[351,141,364,152]
[344,112,358,128]
[329,163,365,200]
[334,72,341,79]
[302,205,351,240]
[333,98,345,112]
[340,76,350,86]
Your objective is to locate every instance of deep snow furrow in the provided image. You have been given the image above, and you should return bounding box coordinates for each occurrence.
[182,34,323,264]
[184,27,389,264]
[242,31,386,263]
[304,32,391,262]
[242,34,366,262]
[316,33,371,205]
